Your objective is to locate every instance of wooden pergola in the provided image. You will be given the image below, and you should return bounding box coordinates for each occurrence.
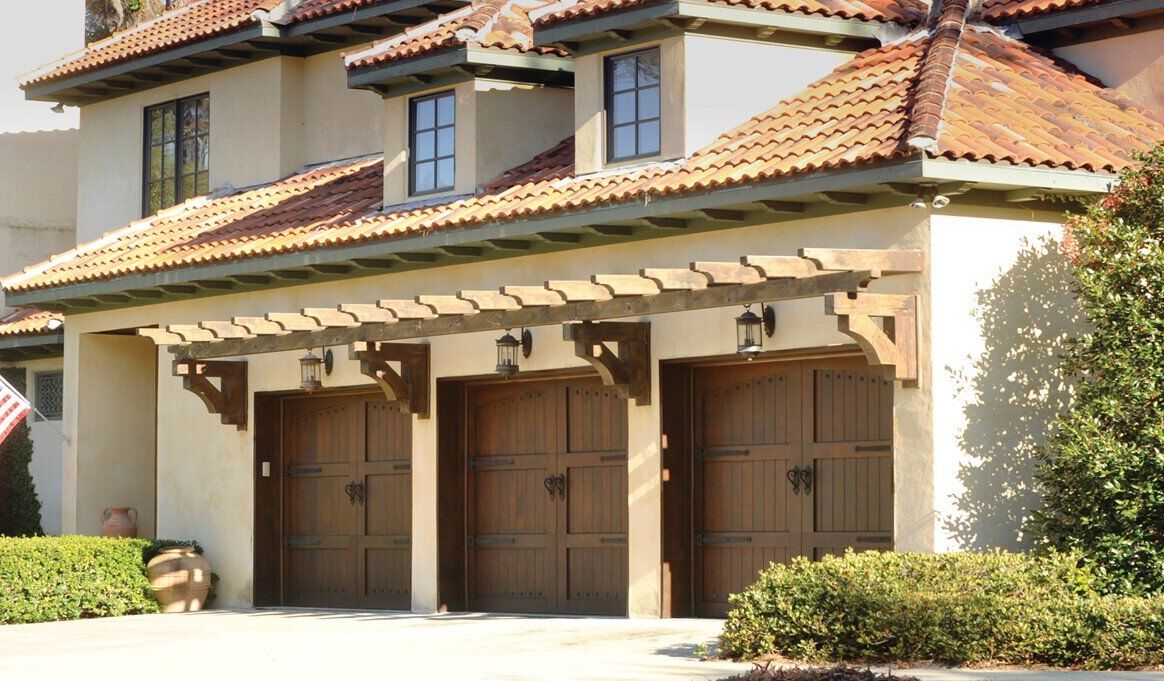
[139,248,922,429]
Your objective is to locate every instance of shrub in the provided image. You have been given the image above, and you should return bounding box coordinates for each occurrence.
[0,536,212,624]
[725,665,919,681]
[0,368,44,537]
[719,550,1164,670]
[1029,144,1164,594]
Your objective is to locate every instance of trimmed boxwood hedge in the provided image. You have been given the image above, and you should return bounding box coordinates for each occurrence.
[720,550,1164,670]
[0,536,207,624]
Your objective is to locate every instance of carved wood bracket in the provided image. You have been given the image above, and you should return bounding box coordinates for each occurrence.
[825,293,918,384]
[173,360,248,430]
[563,322,651,406]
[349,341,431,419]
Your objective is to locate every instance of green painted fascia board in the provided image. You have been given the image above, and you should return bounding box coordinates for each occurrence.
[347,46,573,91]
[1012,0,1164,34]
[919,158,1116,193]
[280,0,449,38]
[4,159,927,308]
[532,0,882,44]
[0,333,64,352]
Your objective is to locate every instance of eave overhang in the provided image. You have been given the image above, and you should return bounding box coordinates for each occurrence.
[0,333,65,363]
[1009,0,1164,46]
[2,157,1111,315]
[531,0,889,54]
[24,0,470,106]
[347,45,575,97]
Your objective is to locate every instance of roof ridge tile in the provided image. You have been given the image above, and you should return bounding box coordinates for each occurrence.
[905,0,970,150]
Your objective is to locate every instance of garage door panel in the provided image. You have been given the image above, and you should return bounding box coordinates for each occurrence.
[567,385,627,453]
[699,545,790,615]
[366,470,411,536]
[701,372,796,446]
[363,545,411,609]
[475,387,561,456]
[473,465,552,536]
[285,400,358,465]
[815,370,893,443]
[285,543,354,604]
[471,546,550,611]
[565,546,626,614]
[365,401,411,462]
[285,474,356,537]
[566,463,627,535]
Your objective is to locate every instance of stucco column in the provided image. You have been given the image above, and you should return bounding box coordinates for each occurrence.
[411,367,439,613]
[626,332,662,618]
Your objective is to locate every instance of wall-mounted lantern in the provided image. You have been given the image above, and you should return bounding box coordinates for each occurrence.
[495,329,533,378]
[299,348,334,393]
[736,304,775,360]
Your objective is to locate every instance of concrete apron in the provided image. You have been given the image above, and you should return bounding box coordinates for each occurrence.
[0,610,1162,681]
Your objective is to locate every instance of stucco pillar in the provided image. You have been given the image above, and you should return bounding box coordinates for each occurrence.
[411,367,439,613]
[626,330,662,618]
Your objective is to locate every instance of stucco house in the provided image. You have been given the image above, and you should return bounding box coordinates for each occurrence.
[3,0,1163,617]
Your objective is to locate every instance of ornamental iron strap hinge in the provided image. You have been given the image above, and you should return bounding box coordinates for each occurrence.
[696,448,750,460]
[173,359,248,430]
[824,292,918,385]
[562,321,651,406]
[468,536,516,547]
[349,341,431,419]
[694,534,753,546]
[283,536,322,547]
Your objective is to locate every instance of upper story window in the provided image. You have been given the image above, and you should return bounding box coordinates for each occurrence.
[605,48,661,163]
[144,93,209,216]
[409,90,453,196]
[409,91,455,196]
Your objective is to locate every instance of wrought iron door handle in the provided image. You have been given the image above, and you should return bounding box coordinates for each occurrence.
[799,466,813,494]
[544,476,557,499]
[355,481,366,505]
[345,480,359,505]
[786,468,801,495]
[554,473,566,500]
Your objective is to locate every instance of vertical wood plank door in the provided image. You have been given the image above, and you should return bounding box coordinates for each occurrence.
[559,382,628,615]
[692,364,803,618]
[281,392,412,609]
[802,359,894,559]
[466,381,562,613]
[466,377,629,615]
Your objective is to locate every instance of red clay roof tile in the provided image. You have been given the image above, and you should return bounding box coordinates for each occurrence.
[0,309,62,337]
[530,0,930,27]
[981,0,1114,22]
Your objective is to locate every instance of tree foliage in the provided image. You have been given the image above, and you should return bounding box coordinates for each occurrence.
[0,367,43,537]
[1029,144,1164,594]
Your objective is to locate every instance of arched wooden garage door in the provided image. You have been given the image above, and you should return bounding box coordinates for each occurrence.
[465,377,628,615]
[691,357,893,617]
[281,392,412,609]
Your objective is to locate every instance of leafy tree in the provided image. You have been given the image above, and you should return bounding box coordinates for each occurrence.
[1029,144,1164,594]
[0,368,43,537]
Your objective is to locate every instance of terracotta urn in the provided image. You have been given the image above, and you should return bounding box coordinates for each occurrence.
[146,546,212,613]
[101,507,138,537]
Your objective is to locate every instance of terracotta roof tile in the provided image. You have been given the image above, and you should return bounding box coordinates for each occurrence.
[7,19,1164,294]
[0,309,62,337]
[345,0,564,69]
[530,0,930,27]
[981,0,1114,22]
[23,0,398,88]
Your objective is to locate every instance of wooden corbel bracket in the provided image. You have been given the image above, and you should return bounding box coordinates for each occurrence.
[563,322,651,406]
[825,293,918,384]
[173,359,248,430]
[349,341,430,419]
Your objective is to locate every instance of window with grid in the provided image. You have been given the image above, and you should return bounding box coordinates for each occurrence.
[409,91,455,196]
[34,372,63,421]
[144,93,209,216]
[605,48,661,162]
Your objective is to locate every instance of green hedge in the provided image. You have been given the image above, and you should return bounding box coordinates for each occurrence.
[720,550,1164,670]
[0,536,207,624]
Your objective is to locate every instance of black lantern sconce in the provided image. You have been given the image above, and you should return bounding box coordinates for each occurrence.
[736,304,776,360]
[495,328,533,378]
[299,347,334,393]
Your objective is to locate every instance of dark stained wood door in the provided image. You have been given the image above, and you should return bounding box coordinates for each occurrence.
[466,378,628,615]
[692,357,893,617]
[282,393,412,609]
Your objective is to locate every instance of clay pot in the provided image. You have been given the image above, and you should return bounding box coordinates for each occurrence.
[101,507,138,537]
[146,546,212,613]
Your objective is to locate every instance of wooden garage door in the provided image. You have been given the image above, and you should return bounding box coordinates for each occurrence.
[692,357,892,617]
[466,378,628,615]
[282,393,412,609]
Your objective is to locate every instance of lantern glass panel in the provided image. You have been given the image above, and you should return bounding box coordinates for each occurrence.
[300,352,323,392]
[736,309,763,358]
[496,333,520,376]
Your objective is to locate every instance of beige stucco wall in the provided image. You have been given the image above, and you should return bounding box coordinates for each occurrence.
[574,34,853,174]
[64,333,157,537]
[75,48,383,243]
[0,130,77,311]
[1054,29,1164,115]
[382,80,574,206]
[929,207,1079,552]
[61,205,929,612]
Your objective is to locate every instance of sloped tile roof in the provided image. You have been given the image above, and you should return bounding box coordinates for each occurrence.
[345,0,565,69]
[22,0,397,88]
[6,16,1164,294]
[981,0,1115,21]
[0,309,62,337]
[530,0,930,27]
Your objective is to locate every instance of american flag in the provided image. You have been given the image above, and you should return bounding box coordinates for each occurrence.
[0,373,31,447]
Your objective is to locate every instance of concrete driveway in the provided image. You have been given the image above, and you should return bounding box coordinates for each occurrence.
[3,610,1164,681]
